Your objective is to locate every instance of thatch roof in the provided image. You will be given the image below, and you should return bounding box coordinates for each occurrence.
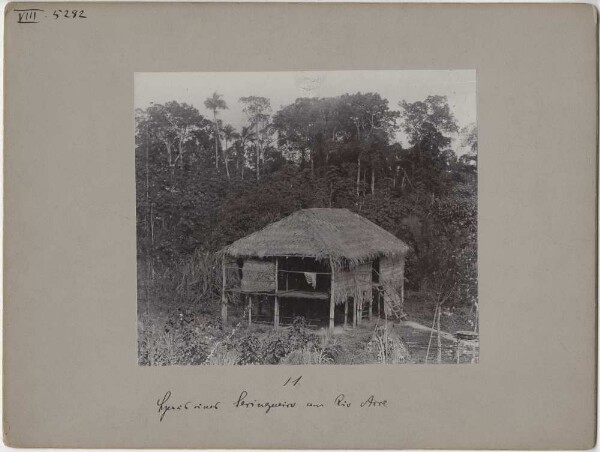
[221,208,409,266]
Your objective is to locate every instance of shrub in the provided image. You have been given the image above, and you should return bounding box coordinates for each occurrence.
[228,331,262,365]
[280,340,335,365]
[204,343,240,365]
[367,325,412,364]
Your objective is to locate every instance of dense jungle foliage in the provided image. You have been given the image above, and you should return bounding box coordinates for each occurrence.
[135,92,477,314]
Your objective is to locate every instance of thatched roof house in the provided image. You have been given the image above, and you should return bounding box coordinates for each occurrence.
[222,208,409,266]
[220,208,409,330]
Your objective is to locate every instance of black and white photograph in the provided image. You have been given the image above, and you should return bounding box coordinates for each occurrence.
[135,70,478,366]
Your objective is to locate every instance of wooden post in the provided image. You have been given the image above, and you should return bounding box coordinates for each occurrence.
[344,298,348,327]
[329,259,335,332]
[221,256,228,324]
[274,258,279,329]
[353,297,357,327]
[400,279,405,314]
[248,295,252,326]
[357,300,362,324]
[368,297,373,321]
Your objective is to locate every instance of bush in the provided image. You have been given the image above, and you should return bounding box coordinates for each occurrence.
[138,322,214,366]
[280,334,337,365]
[201,316,319,365]
[204,343,240,365]
[366,325,412,364]
[281,345,330,365]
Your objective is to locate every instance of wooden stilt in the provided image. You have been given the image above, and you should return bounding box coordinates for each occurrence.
[248,295,252,326]
[369,297,373,321]
[221,256,228,324]
[344,298,348,327]
[353,297,357,327]
[400,279,405,314]
[329,258,335,332]
[357,300,362,324]
[274,258,279,329]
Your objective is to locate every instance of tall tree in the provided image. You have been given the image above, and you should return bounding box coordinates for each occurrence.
[139,101,204,172]
[221,124,237,179]
[236,126,255,180]
[459,122,478,166]
[337,93,398,201]
[239,96,272,181]
[204,92,228,171]
[398,95,459,197]
[399,95,459,155]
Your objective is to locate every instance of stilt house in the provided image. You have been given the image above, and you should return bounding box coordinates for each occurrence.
[220,208,409,331]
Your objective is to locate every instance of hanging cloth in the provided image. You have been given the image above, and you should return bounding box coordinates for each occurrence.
[304,272,317,289]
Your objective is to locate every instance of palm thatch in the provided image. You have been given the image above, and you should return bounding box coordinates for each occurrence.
[221,208,409,267]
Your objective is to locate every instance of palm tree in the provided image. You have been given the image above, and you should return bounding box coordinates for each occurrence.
[204,92,227,170]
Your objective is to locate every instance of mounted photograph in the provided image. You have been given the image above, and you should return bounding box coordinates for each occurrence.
[135,70,478,366]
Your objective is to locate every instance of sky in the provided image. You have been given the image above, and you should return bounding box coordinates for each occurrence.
[135,70,477,153]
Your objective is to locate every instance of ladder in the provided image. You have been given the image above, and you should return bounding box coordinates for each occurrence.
[374,283,405,320]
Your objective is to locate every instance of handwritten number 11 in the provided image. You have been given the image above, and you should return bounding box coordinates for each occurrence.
[283,376,302,387]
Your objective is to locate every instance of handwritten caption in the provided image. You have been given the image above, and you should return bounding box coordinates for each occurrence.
[15,8,87,24]
[156,376,388,422]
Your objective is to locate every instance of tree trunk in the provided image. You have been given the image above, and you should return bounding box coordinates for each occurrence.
[329,258,335,332]
[256,145,260,181]
[241,152,245,180]
[356,156,361,198]
[178,141,184,169]
[213,112,219,170]
[223,138,230,179]
[371,167,375,195]
[150,203,155,245]
[221,256,227,324]
[165,142,173,167]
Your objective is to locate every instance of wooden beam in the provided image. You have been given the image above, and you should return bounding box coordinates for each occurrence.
[400,279,405,311]
[358,306,362,324]
[248,295,252,326]
[221,255,228,324]
[329,258,335,332]
[344,298,348,327]
[274,258,279,330]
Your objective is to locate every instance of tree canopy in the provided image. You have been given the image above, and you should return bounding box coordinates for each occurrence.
[136,92,477,305]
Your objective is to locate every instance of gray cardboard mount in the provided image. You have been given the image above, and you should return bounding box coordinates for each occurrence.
[3,3,598,449]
